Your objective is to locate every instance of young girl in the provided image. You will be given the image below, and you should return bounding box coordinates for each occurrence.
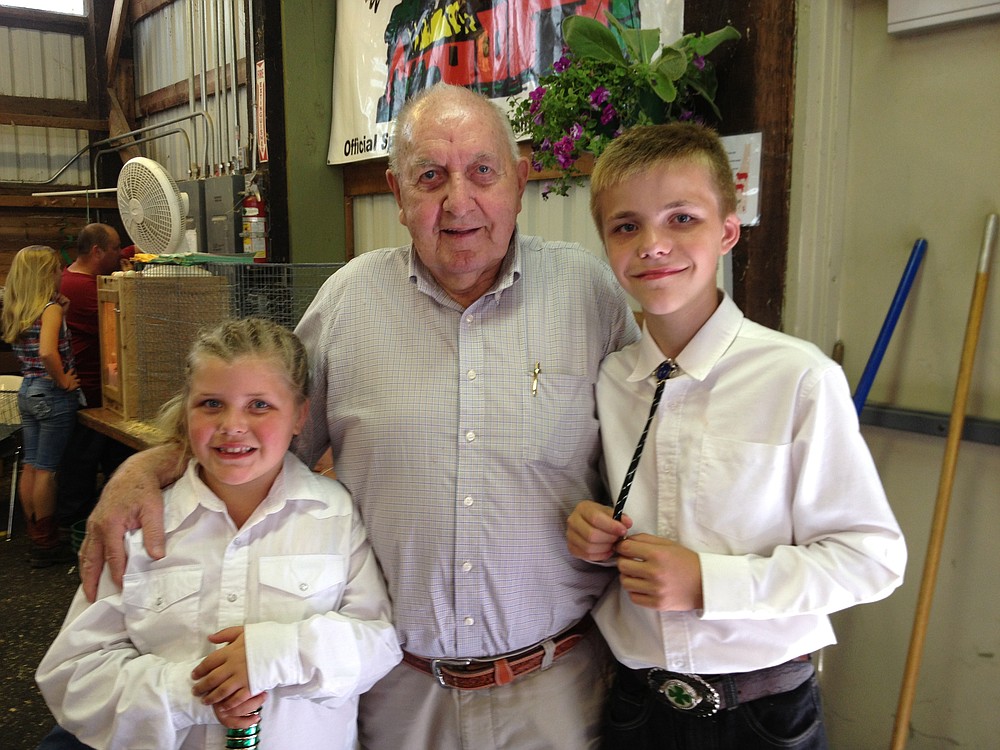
[1,245,81,567]
[37,318,401,750]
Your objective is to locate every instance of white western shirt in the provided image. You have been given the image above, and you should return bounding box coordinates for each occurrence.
[593,294,907,674]
[37,454,401,750]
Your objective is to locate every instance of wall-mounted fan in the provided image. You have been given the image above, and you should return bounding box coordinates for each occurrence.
[117,157,189,254]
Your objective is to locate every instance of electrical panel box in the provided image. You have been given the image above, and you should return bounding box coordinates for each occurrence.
[888,0,1000,34]
[177,179,206,254]
[203,174,244,254]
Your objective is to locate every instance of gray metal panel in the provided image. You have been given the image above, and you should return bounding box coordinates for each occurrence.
[203,174,244,255]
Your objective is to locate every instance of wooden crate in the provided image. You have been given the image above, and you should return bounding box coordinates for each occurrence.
[97,273,231,422]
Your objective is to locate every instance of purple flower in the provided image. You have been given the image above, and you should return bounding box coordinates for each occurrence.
[589,86,610,108]
[539,138,552,152]
[679,109,694,121]
[533,112,544,126]
[600,104,617,125]
[553,56,571,73]
[531,158,544,172]
[692,55,706,71]
[569,122,583,141]
[553,135,576,169]
[529,86,546,102]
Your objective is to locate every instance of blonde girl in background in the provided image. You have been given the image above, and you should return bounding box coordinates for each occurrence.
[37,317,400,750]
[1,245,81,567]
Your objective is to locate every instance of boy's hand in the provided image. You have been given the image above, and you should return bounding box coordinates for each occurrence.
[615,534,704,611]
[191,627,253,709]
[566,500,632,561]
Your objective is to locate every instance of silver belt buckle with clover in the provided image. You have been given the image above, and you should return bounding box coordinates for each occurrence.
[647,669,721,718]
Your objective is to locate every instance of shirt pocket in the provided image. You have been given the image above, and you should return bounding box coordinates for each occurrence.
[520,373,597,468]
[257,554,347,621]
[122,565,203,653]
[693,435,794,549]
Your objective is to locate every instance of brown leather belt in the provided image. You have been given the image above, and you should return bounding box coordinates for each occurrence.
[402,616,593,690]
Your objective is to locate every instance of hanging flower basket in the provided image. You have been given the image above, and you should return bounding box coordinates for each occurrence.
[510,12,740,197]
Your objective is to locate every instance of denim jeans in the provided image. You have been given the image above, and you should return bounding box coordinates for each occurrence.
[36,725,93,750]
[602,663,828,750]
[18,377,80,471]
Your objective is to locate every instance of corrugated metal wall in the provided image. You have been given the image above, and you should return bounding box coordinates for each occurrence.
[135,0,250,182]
[0,25,89,184]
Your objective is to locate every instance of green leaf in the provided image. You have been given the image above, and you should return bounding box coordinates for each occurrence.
[649,70,678,102]
[653,46,687,82]
[563,15,626,65]
[687,26,741,57]
[604,11,658,63]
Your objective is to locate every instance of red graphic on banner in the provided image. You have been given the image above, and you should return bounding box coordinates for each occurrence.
[377,0,640,122]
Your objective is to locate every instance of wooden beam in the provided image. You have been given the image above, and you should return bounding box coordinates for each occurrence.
[0,195,117,209]
[0,7,88,34]
[137,60,249,117]
[130,0,172,24]
[105,0,130,83]
[0,112,106,131]
[106,88,142,162]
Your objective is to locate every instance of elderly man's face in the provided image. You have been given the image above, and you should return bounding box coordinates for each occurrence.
[387,101,529,306]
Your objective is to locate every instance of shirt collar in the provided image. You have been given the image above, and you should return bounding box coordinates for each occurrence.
[407,230,522,307]
[627,292,744,384]
[163,453,335,533]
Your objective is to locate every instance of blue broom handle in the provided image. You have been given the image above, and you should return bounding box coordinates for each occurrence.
[852,238,928,414]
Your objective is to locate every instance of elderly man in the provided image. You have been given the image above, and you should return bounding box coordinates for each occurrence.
[67,83,638,750]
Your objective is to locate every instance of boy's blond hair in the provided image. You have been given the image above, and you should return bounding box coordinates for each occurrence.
[1,245,64,344]
[155,317,309,462]
[589,123,737,234]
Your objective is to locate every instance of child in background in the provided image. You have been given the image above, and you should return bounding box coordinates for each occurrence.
[37,318,401,750]
[1,245,81,567]
[566,124,907,749]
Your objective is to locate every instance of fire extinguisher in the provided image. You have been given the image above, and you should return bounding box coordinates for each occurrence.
[241,185,268,259]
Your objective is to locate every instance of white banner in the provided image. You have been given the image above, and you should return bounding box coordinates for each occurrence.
[327,0,681,165]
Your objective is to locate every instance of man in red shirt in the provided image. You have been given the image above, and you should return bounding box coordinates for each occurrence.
[58,224,133,530]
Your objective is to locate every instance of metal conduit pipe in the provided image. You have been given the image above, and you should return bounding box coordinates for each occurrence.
[230,0,242,170]
[186,0,202,176]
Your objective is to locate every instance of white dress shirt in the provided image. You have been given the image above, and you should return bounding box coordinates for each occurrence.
[295,233,640,658]
[592,293,907,675]
[36,454,401,750]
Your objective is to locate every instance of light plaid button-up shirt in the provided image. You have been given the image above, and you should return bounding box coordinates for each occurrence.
[296,233,639,658]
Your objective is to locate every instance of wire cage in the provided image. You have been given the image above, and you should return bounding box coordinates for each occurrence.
[0,376,23,538]
[98,262,345,422]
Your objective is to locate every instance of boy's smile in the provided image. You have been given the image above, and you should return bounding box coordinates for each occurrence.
[599,159,740,350]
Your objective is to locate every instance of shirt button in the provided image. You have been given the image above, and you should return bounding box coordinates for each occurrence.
[465,430,476,442]
[461,561,472,572]
[464,617,475,626]
[299,583,309,591]
[227,593,238,603]
[463,496,474,507]
[465,315,474,324]
[155,597,163,607]
[467,369,477,380]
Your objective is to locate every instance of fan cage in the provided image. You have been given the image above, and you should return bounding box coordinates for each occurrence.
[117,158,184,254]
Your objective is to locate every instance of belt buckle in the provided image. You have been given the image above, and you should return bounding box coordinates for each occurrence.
[647,669,721,718]
[430,658,473,688]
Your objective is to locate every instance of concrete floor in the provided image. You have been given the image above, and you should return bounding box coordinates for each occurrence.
[0,498,81,749]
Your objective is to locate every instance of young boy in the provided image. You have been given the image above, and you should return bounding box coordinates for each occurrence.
[567,123,907,749]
